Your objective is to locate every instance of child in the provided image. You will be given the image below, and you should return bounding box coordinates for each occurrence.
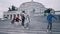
[47,13,57,32]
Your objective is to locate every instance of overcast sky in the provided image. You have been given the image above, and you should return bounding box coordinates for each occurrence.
[0,0,60,18]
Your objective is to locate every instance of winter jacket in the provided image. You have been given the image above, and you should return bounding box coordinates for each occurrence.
[47,14,57,22]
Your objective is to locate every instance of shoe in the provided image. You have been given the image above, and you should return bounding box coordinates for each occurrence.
[49,30,52,32]
[26,27,29,29]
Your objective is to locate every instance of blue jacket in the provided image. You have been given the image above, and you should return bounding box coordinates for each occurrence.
[47,14,57,22]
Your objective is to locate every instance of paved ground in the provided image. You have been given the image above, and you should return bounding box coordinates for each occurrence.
[0,15,60,34]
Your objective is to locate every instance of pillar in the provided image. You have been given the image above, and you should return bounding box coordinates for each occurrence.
[9,15,10,19]
[10,14,12,20]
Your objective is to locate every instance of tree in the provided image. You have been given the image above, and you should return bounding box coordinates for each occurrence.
[8,5,18,11]
[12,5,16,11]
[8,7,12,11]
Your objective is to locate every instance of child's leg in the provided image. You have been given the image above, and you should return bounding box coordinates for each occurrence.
[50,23,52,31]
[21,19,25,26]
[47,23,50,32]
[47,23,49,30]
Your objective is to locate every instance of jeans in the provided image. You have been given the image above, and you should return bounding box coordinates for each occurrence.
[21,19,25,26]
[47,21,52,30]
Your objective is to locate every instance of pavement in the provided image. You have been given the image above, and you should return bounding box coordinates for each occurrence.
[0,15,60,34]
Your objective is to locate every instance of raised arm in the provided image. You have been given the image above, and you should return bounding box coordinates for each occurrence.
[52,15,57,20]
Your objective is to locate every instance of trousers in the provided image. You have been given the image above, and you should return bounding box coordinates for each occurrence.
[47,21,52,30]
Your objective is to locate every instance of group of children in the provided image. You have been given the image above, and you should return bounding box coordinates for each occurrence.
[11,11,30,29]
[11,9,57,32]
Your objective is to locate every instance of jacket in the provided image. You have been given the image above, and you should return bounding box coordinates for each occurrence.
[47,14,57,22]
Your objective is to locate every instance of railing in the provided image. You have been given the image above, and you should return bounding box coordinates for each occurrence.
[55,11,60,15]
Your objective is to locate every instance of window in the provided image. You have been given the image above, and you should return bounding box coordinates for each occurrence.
[33,9,35,14]
[7,15,9,17]
[6,15,9,19]
[10,15,12,19]
[17,14,19,17]
[3,15,5,18]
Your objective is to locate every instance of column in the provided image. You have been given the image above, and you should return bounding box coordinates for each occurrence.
[19,14,21,19]
[3,15,5,18]
[16,14,17,18]
[9,15,10,19]
[10,14,12,20]
[14,14,16,18]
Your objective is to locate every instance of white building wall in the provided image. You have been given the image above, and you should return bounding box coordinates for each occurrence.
[3,11,21,20]
[3,1,48,20]
[18,2,47,16]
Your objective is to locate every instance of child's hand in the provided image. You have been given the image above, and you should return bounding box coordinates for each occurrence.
[20,20,21,21]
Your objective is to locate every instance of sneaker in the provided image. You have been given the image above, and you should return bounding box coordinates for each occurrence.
[26,27,29,29]
[47,29,49,32]
[49,30,52,32]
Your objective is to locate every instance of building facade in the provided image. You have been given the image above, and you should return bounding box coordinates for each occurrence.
[3,0,55,20]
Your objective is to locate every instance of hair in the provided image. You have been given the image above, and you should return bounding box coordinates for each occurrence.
[48,8,52,13]
[22,11,25,13]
